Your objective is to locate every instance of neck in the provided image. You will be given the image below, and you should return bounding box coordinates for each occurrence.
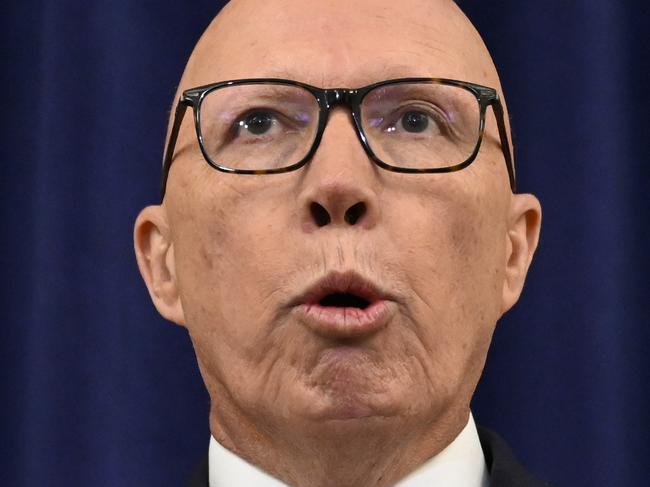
[209,402,470,487]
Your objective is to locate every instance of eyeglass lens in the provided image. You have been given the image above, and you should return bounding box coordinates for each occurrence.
[197,82,481,171]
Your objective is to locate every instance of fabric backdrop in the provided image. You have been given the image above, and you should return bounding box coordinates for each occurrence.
[2,1,648,486]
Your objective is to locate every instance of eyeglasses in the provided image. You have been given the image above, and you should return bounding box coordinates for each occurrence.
[161,77,516,199]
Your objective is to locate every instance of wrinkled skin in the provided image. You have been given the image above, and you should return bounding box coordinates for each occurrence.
[134,0,542,486]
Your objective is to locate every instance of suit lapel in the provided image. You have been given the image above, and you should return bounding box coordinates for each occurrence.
[185,454,209,487]
[477,426,552,487]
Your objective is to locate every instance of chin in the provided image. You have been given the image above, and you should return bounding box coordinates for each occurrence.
[307,399,383,422]
[283,346,420,421]
[290,380,410,426]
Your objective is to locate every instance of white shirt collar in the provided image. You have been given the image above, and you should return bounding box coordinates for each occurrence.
[209,412,489,487]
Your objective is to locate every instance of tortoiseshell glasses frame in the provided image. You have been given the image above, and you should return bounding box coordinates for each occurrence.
[160,77,516,199]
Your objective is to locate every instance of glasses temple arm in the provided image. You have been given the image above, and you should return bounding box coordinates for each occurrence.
[491,99,517,193]
[160,100,190,201]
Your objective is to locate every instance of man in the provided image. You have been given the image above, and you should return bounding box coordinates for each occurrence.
[134,0,545,485]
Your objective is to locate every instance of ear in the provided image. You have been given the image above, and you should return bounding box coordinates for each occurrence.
[501,193,542,314]
[134,205,186,326]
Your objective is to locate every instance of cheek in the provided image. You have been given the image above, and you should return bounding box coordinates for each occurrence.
[389,186,505,372]
[396,190,503,291]
[170,185,295,365]
[169,188,310,415]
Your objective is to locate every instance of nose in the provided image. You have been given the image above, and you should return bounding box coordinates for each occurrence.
[297,110,381,232]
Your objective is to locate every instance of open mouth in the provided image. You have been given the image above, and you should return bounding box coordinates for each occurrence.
[291,271,396,338]
[318,292,371,309]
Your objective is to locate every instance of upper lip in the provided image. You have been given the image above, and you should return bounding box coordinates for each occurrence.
[289,270,395,307]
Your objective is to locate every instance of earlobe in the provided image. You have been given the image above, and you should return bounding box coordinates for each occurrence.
[133,205,186,326]
[501,193,542,314]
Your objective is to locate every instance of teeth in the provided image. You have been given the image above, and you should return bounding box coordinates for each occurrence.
[319,293,371,309]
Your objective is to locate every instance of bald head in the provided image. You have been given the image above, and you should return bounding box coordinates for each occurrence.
[135,2,541,486]
[178,0,504,104]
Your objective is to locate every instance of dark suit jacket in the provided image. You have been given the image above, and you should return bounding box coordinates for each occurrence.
[185,427,550,487]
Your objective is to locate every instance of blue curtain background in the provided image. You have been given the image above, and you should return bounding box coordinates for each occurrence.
[2,1,648,485]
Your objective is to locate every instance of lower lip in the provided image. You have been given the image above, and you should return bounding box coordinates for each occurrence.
[294,300,395,338]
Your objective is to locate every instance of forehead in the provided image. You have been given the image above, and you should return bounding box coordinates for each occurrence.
[182,0,498,90]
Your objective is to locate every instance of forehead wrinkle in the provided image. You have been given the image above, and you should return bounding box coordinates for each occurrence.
[202,54,471,90]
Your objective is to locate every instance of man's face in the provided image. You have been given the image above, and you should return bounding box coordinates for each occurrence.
[137,0,540,448]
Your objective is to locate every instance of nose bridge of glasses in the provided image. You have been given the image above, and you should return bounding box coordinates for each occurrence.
[323,88,359,110]
[317,87,371,156]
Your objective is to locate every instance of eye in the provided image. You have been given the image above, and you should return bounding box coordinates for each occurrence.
[237,110,276,136]
[400,111,429,133]
[379,105,448,137]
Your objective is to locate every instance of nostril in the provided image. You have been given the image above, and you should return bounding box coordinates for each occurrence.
[310,202,331,227]
[344,202,366,225]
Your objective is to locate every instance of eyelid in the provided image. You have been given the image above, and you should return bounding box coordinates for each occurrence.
[221,108,308,147]
[235,107,309,132]
[372,101,451,134]
[396,101,449,122]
